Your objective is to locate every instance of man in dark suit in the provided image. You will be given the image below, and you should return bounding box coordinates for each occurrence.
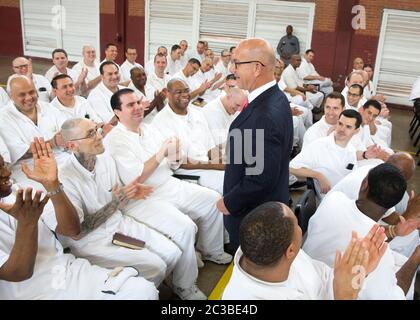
[216,38,293,250]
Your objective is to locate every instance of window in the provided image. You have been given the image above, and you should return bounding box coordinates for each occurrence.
[146,0,315,61]
[373,9,420,106]
[20,0,100,61]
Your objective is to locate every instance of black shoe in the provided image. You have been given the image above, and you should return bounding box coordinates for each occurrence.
[289,180,307,190]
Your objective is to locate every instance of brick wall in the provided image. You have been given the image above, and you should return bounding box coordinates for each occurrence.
[313,0,338,32]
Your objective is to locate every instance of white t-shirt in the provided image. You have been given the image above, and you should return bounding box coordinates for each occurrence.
[0,87,10,107]
[214,60,230,78]
[0,101,68,169]
[146,72,171,92]
[297,58,319,79]
[7,74,52,103]
[87,82,124,122]
[0,135,11,163]
[172,70,195,90]
[152,104,216,162]
[50,95,102,126]
[45,66,79,83]
[201,97,236,145]
[303,191,407,299]
[120,60,143,82]
[144,59,155,76]
[104,122,176,188]
[290,134,357,195]
[281,64,303,89]
[72,60,100,82]
[58,153,124,248]
[165,58,182,76]
[222,248,334,300]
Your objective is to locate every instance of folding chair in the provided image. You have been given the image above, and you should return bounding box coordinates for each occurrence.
[294,189,317,234]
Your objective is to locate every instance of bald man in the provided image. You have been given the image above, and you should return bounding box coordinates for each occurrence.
[0,76,68,185]
[7,57,52,102]
[218,38,293,250]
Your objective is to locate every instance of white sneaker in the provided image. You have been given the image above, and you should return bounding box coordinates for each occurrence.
[173,284,207,300]
[202,252,233,265]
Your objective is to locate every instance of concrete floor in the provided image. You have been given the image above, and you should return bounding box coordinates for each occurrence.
[0,56,418,299]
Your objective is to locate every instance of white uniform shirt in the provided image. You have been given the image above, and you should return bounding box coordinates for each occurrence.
[104,122,175,188]
[45,66,78,83]
[146,72,171,92]
[302,116,332,149]
[172,70,195,90]
[201,97,236,145]
[144,59,155,76]
[87,82,124,122]
[0,101,68,168]
[189,51,205,63]
[152,104,216,162]
[290,134,357,194]
[303,191,407,299]
[214,60,230,78]
[297,58,319,79]
[51,95,102,125]
[7,74,52,103]
[222,248,334,300]
[120,60,143,82]
[0,135,11,163]
[72,60,100,82]
[0,192,75,299]
[0,87,10,107]
[58,153,124,248]
[281,64,303,89]
[165,58,182,76]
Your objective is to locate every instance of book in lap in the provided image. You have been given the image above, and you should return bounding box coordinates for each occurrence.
[112,232,146,250]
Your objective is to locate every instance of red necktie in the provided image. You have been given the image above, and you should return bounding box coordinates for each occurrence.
[241,97,249,112]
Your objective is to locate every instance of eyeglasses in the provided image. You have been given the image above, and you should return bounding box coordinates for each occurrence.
[233,60,265,68]
[13,64,28,69]
[70,126,102,141]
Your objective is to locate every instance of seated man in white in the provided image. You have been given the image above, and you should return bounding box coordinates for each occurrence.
[345,84,365,110]
[173,58,212,100]
[0,144,158,300]
[128,67,166,124]
[281,54,324,110]
[120,47,143,83]
[179,40,190,68]
[0,76,68,184]
[303,164,420,299]
[165,44,183,76]
[87,61,123,123]
[145,46,167,76]
[104,88,232,299]
[357,99,391,149]
[59,118,181,288]
[146,53,172,93]
[0,136,10,165]
[215,49,231,78]
[331,153,420,259]
[202,87,245,147]
[222,201,388,300]
[290,110,361,196]
[45,49,87,95]
[342,71,367,105]
[190,57,224,103]
[152,79,225,194]
[297,49,333,95]
[72,45,102,95]
[189,41,206,63]
[100,43,120,68]
[7,57,52,102]
[50,74,103,126]
[0,87,10,107]
[274,59,312,131]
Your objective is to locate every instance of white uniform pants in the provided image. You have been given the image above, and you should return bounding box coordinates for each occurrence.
[175,168,224,195]
[124,198,199,289]
[68,215,181,287]
[306,91,324,109]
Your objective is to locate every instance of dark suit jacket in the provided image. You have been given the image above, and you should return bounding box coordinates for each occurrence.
[223,84,293,246]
